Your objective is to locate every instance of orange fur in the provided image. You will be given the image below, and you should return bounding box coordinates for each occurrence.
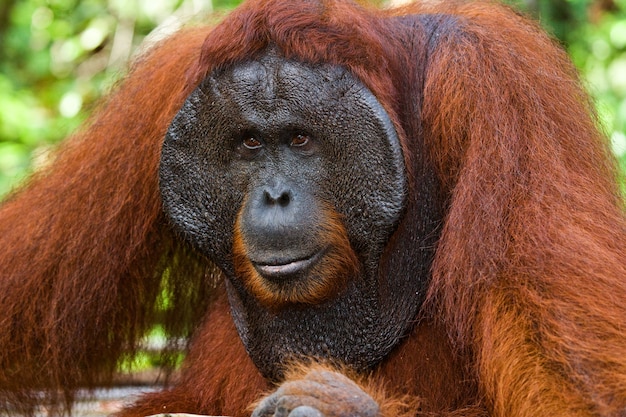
[0,26,217,415]
[419,3,626,416]
[1,1,625,416]
[114,293,269,417]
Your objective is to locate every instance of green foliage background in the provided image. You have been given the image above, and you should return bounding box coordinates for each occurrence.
[1,0,626,196]
[0,0,241,196]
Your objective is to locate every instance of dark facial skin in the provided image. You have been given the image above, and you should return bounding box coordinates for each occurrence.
[160,49,426,381]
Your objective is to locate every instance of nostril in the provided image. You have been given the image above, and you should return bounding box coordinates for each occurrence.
[277,192,290,207]
[263,189,291,207]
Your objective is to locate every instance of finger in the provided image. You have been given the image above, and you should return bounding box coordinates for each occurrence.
[289,405,324,417]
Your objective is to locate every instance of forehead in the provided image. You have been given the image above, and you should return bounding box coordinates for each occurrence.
[204,50,360,114]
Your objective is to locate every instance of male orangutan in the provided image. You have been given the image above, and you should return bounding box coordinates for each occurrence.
[1,0,625,416]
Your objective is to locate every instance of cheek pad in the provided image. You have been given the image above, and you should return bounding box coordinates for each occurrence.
[159,92,243,268]
[319,92,406,253]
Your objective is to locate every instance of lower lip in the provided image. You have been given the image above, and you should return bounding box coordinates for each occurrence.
[254,252,321,280]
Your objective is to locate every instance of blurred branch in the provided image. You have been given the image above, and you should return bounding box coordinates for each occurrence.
[109,17,136,69]
[0,0,17,56]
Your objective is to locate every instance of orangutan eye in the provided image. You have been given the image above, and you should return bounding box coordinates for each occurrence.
[243,136,263,149]
[290,134,310,147]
